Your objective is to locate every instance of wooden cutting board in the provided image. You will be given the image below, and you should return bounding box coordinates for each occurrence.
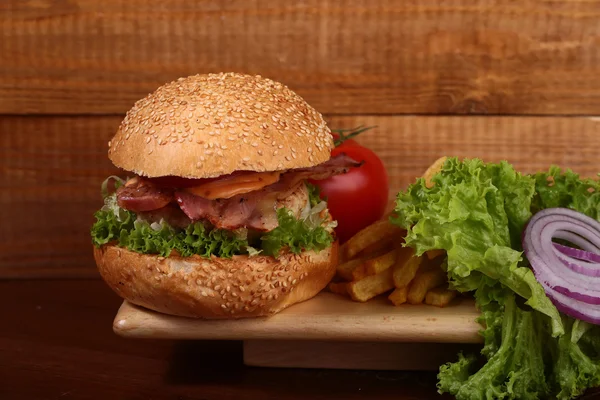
[114,292,482,370]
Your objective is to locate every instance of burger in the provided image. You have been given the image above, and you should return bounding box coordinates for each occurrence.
[91,72,360,319]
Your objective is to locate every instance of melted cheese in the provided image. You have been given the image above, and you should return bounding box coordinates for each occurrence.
[183,171,281,199]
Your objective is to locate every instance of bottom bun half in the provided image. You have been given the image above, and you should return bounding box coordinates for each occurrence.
[94,242,338,319]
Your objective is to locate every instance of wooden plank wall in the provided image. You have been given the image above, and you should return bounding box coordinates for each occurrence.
[2,1,600,278]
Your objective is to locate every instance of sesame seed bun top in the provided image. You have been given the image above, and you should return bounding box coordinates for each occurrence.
[108,73,334,179]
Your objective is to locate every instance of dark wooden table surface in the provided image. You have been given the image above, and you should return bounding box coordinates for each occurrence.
[4,280,600,400]
[1,280,451,400]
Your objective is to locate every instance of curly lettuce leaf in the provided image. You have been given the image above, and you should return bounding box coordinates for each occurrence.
[260,208,334,257]
[440,292,600,400]
[532,165,600,220]
[305,181,324,207]
[552,319,600,400]
[91,195,247,258]
[392,157,563,334]
[91,193,334,259]
[439,292,550,400]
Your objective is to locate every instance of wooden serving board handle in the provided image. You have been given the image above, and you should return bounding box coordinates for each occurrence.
[243,340,481,371]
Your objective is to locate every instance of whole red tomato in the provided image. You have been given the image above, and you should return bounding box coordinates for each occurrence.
[311,129,389,243]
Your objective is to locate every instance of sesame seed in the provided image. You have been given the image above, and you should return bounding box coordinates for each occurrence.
[201,291,208,297]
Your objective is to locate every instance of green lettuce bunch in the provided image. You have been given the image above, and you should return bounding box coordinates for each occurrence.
[392,157,600,400]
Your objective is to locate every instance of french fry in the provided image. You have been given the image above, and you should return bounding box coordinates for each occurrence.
[426,249,445,260]
[347,268,394,302]
[423,156,447,188]
[343,220,403,260]
[388,287,408,306]
[352,247,399,281]
[354,239,395,260]
[425,287,458,307]
[351,264,370,281]
[392,250,421,288]
[336,258,364,281]
[364,249,397,276]
[407,267,447,305]
[338,247,387,281]
[328,282,349,297]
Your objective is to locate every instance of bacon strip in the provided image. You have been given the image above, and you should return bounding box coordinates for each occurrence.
[116,153,361,230]
[175,190,277,231]
[116,179,173,212]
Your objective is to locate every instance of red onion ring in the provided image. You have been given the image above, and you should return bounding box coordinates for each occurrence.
[522,207,600,325]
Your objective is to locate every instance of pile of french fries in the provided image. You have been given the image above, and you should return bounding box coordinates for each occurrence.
[328,156,458,308]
